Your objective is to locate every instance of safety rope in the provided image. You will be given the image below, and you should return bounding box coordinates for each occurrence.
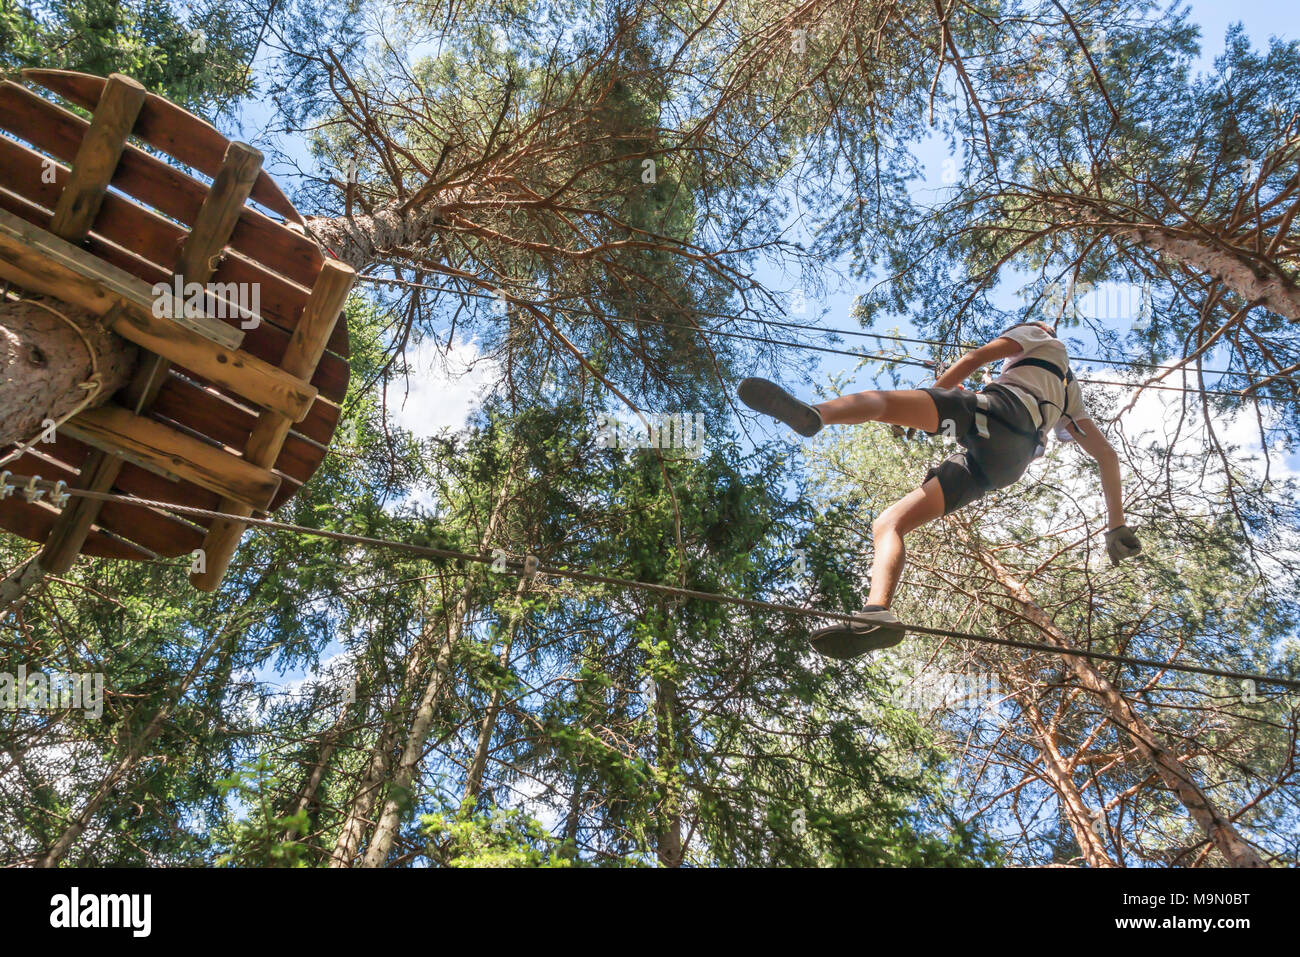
[356,275,1299,399]
[4,477,1296,693]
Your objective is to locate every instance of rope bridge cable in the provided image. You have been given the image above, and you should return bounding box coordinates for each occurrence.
[356,276,1300,403]
[7,478,1298,693]
[358,274,1294,385]
[561,312,1300,403]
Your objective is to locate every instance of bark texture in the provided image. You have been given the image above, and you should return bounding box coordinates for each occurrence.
[462,575,530,805]
[1011,668,1117,867]
[333,459,519,867]
[1125,226,1300,321]
[0,298,136,448]
[357,469,519,867]
[305,198,457,272]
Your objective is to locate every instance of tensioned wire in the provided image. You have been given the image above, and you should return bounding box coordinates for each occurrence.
[356,275,1299,402]
[8,478,1296,693]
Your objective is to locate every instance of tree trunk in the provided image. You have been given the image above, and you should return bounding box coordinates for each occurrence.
[978,550,1267,867]
[0,556,48,614]
[305,194,463,272]
[0,297,135,447]
[562,777,585,849]
[39,630,235,865]
[37,568,276,866]
[0,298,136,615]
[281,689,356,844]
[1124,226,1299,321]
[328,704,405,866]
[332,463,519,867]
[462,575,530,806]
[358,604,462,866]
[653,671,684,868]
[1010,667,1117,867]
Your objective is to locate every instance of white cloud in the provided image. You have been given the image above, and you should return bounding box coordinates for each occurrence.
[388,336,499,439]
[1093,367,1300,486]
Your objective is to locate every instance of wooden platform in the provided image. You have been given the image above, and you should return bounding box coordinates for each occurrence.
[0,71,354,589]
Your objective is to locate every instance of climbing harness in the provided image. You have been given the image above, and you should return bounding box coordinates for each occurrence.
[987,356,1085,458]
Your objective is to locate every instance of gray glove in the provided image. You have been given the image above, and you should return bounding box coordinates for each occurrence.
[1105,525,1142,565]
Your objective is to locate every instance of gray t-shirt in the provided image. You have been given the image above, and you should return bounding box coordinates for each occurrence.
[991,325,1086,440]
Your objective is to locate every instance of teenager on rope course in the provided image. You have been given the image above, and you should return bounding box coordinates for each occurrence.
[738,320,1143,659]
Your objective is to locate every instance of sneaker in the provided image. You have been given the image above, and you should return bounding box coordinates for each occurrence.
[810,606,906,660]
[737,378,823,437]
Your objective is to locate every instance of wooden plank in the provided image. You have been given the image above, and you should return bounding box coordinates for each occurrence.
[116,446,302,518]
[0,186,349,469]
[11,431,90,472]
[61,404,282,512]
[1,79,321,287]
[180,337,348,406]
[39,447,129,572]
[0,238,312,420]
[0,134,345,359]
[20,450,203,559]
[0,206,244,349]
[0,186,351,373]
[0,82,343,572]
[105,288,318,422]
[0,135,345,361]
[59,430,181,483]
[0,322,330,491]
[4,434,217,558]
[19,69,304,224]
[95,499,205,557]
[128,312,315,421]
[191,260,356,590]
[0,495,150,561]
[125,140,264,412]
[35,451,209,557]
[49,74,146,240]
[177,142,264,284]
[152,374,326,484]
[114,461,221,516]
[279,262,357,381]
[30,445,210,558]
[213,248,350,359]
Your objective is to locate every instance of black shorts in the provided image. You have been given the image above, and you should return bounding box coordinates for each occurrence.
[920,385,1040,515]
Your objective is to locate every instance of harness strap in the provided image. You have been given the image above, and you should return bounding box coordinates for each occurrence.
[974,392,991,439]
[1000,356,1079,435]
[1003,355,1066,379]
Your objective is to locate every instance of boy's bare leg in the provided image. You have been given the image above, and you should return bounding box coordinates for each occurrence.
[866,478,946,608]
[815,389,941,432]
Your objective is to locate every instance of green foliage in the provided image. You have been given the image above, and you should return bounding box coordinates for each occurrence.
[212,758,315,867]
[12,0,1293,871]
[422,808,577,867]
[1,0,269,115]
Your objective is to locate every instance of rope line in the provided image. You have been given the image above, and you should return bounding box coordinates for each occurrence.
[358,274,1298,395]
[574,312,1298,402]
[7,477,1297,693]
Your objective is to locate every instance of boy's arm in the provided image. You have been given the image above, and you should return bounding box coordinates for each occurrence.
[933,337,1022,390]
[1068,418,1142,562]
